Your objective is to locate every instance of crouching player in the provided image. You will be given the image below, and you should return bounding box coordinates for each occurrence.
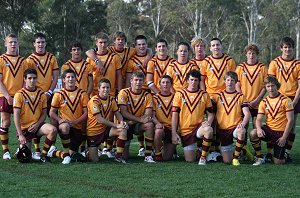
[118,71,155,163]
[250,76,294,165]
[14,68,57,163]
[172,69,213,165]
[86,78,128,163]
[212,71,251,166]
[152,75,176,161]
[49,69,88,164]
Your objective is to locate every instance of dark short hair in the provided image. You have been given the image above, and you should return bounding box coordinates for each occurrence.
[280,37,295,49]
[98,78,111,88]
[186,69,201,81]
[69,41,83,52]
[113,31,127,42]
[160,75,173,85]
[224,71,238,82]
[62,69,75,79]
[135,35,147,45]
[264,76,281,89]
[156,38,168,48]
[210,37,222,46]
[177,42,190,51]
[33,32,46,42]
[24,68,37,78]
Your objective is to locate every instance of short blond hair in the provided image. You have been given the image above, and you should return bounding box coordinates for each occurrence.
[191,36,206,51]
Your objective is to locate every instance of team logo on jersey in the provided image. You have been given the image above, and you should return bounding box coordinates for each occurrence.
[35,64,39,68]
[24,99,29,103]
[265,105,269,110]
[70,95,74,98]
[164,100,168,103]
[13,99,16,105]
[158,103,162,108]
[120,98,124,103]
[209,65,214,70]
[76,66,80,70]
[243,72,247,76]
[30,95,35,98]
[41,59,45,63]
[63,100,67,103]
[93,106,98,111]
[278,67,282,72]
[154,67,157,71]
[136,64,140,68]
[103,103,107,107]
[127,101,130,104]
[174,72,178,76]
[220,100,224,104]
[12,59,16,62]
[5,62,9,67]
[182,98,186,103]
[288,102,293,107]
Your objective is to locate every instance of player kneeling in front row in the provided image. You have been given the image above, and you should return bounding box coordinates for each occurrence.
[250,76,294,165]
[14,68,57,163]
[212,71,251,166]
[152,75,176,161]
[49,69,89,164]
[86,78,128,163]
[172,69,213,165]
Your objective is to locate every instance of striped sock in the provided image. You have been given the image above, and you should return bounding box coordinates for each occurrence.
[0,127,9,153]
[41,137,53,157]
[115,138,126,158]
[234,139,245,159]
[145,137,153,156]
[201,137,212,158]
[33,137,41,153]
[251,139,263,159]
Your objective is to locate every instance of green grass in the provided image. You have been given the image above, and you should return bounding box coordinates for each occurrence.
[1,122,300,197]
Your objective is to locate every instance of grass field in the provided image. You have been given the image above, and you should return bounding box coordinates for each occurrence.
[1,122,300,197]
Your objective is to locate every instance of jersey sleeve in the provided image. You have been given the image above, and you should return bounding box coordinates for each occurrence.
[268,61,277,76]
[235,65,242,82]
[147,60,155,74]
[51,55,59,70]
[145,93,153,109]
[26,57,35,68]
[228,58,236,71]
[51,93,61,108]
[172,91,182,112]
[126,59,134,73]
[284,97,294,112]
[81,92,89,108]
[200,60,208,76]
[117,89,128,106]
[13,92,23,109]
[88,99,101,116]
[60,64,68,74]
[114,55,122,71]
[258,100,266,115]
[41,94,47,109]
[112,99,119,112]
[204,92,213,109]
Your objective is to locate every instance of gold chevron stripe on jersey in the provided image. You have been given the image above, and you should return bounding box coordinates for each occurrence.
[218,92,244,115]
[178,89,207,113]
[20,89,44,114]
[28,53,54,77]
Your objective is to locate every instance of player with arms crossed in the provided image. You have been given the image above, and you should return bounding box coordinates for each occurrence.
[0,33,28,160]
[118,71,155,162]
[14,68,57,163]
[212,71,251,166]
[49,69,88,164]
[152,75,176,161]
[172,69,213,165]
[268,37,300,162]
[146,39,174,94]
[250,76,294,165]
[86,78,128,163]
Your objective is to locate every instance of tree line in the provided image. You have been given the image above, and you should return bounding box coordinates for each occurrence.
[0,0,299,66]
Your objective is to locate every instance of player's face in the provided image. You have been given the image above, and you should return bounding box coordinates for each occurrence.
[5,37,18,55]
[187,76,199,90]
[177,45,189,60]
[210,40,222,56]
[114,37,126,50]
[96,39,108,52]
[160,78,172,92]
[194,42,205,56]
[130,76,144,91]
[266,83,279,97]
[135,39,147,55]
[98,82,111,98]
[63,73,76,88]
[155,42,168,57]
[24,74,37,90]
[281,44,294,58]
[34,37,46,54]
[246,50,257,63]
[71,47,82,60]
[225,76,236,90]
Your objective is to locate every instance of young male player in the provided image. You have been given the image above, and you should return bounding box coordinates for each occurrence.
[152,75,176,161]
[212,71,251,166]
[250,76,294,165]
[146,39,175,94]
[268,37,300,162]
[190,36,207,73]
[13,68,57,163]
[49,69,88,164]
[26,32,59,159]
[86,78,128,163]
[0,33,28,160]
[118,71,155,162]
[86,32,122,97]
[167,42,199,92]
[172,69,213,165]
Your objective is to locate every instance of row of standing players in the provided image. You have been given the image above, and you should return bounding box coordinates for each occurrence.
[0,32,298,165]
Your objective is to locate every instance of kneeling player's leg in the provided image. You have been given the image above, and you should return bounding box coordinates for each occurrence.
[37,123,57,157]
[69,128,83,155]
[109,127,127,159]
[250,129,263,159]
[58,123,71,158]
[154,128,164,161]
[218,129,234,163]
[183,144,197,162]
[86,134,103,162]
[196,126,213,161]
[273,144,286,164]
[233,128,246,160]
[0,112,11,155]
[140,122,154,157]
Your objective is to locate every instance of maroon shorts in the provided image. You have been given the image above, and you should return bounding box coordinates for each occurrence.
[288,96,300,114]
[87,128,110,147]
[180,124,201,147]
[17,122,46,141]
[69,128,83,151]
[249,108,258,117]
[261,125,285,145]
[46,94,54,116]
[163,128,172,144]
[127,123,142,140]
[0,96,13,114]
[217,128,236,146]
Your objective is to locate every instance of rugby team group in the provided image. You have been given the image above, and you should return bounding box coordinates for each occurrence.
[0,31,298,166]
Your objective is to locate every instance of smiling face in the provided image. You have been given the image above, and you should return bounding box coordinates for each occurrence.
[281,44,294,60]
[71,47,82,61]
[98,82,111,98]
[63,72,76,89]
[135,39,147,56]
[34,37,46,54]
[155,42,168,58]
[210,39,222,57]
